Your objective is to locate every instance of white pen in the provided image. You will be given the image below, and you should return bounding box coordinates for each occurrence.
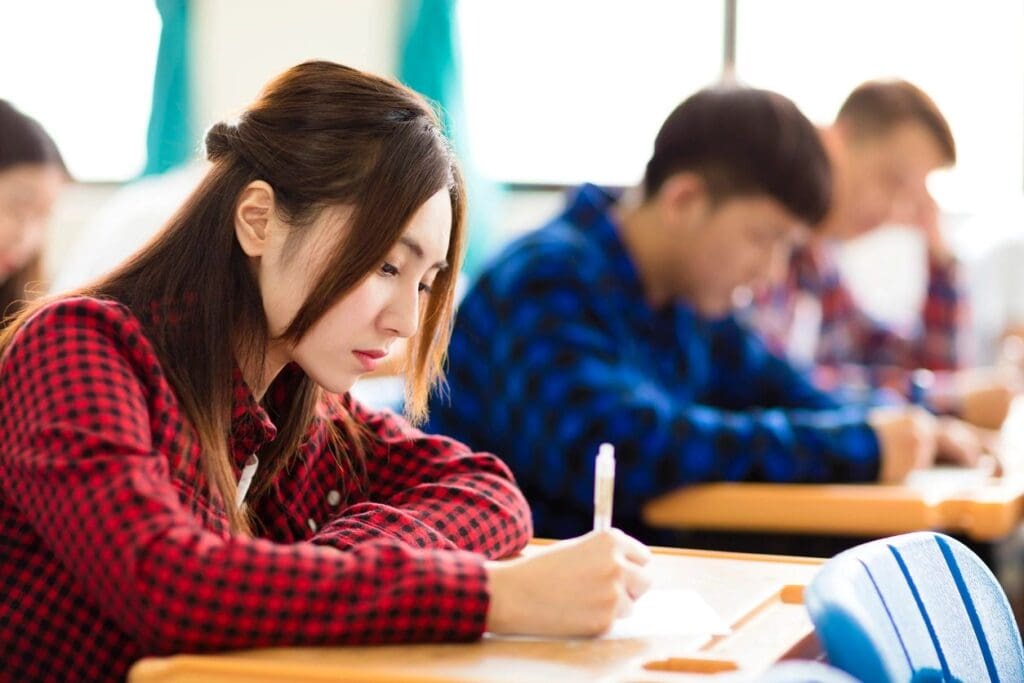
[593,442,616,531]
[235,453,259,509]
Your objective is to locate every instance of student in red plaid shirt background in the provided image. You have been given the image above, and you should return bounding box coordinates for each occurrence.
[0,61,651,682]
[745,79,1016,431]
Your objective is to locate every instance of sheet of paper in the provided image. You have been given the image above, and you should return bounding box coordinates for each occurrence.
[485,588,730,641]
[605,588,731,639]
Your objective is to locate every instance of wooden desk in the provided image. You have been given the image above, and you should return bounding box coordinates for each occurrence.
[643,472,1024,541]
[129,545,822,683]
[644,401,1024,542]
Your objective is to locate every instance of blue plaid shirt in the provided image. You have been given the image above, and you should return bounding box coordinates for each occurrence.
[427,185,880,541]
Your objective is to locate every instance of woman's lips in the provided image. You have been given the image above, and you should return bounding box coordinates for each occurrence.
[353,350,386,372]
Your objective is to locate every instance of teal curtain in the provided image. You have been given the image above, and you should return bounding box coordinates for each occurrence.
[399,0,501,280]
[143,0,193,176]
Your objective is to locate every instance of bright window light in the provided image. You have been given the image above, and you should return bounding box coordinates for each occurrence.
[459,1,725,186]
[735,0,1024,210]
[0,1,161,182]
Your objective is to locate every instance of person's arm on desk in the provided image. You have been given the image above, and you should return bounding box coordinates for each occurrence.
[869,406,938,482]
[741,323,974,486]
[1,301,651,655]
[795,223,972,403]
[808,230,1015,431]
[952,369,1016,430]
[906,196,1015,432]
[485,530,652,637]
[489,286,896,522]
[728,328,977,477]
[298,394,533,558]
[0,304,504,652]
[821,215,964,375]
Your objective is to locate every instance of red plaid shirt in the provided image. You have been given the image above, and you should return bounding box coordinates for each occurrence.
[748,241,967,399]
[0,297,531,682]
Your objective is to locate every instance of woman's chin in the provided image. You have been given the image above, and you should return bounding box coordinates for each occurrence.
[303,366,359,395]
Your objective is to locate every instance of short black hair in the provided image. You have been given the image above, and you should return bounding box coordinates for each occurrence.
[643,86,831,227]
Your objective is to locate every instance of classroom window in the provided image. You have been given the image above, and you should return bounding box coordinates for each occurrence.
[736,0,1024,208]
[458,1,726,187]
[0,1,161,182]
[461,1,1024,210]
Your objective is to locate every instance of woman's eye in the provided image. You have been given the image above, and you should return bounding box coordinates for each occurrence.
[380,262,399,277]
[418,282,433,294]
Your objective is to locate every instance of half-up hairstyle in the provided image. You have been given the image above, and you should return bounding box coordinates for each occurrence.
[0,61,466,533]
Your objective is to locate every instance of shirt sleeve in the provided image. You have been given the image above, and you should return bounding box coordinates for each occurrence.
[474,270,881,524]
[259,395,532,559]
[814,255,967,398]
[705,317,844,412]
[919,254,969,369]
[0,300,490,655]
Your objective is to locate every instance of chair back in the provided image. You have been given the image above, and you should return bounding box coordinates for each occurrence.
[805,532,1024,682]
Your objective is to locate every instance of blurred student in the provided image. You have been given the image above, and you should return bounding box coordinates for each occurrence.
[0,61,651,682]
[745,80,1012,429]
[52,160,207,292]
[0,99,66,319]
[427,86,975,542]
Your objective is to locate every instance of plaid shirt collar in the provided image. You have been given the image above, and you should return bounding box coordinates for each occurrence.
[566,183,705,333]
[565,183,645,299]
[138,294,310,470]
[227,363,310,466]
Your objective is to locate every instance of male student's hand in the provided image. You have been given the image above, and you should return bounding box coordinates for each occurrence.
[869,406,937,483]
[955,369,1016,430]
[484,529,652,638]
[934,417,984,468]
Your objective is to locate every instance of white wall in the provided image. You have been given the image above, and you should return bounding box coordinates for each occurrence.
[48,0,404,278]
[191,0,402,130]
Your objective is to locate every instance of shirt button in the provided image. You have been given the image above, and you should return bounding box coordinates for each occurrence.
[307,518,318,533]
[327,490,341,506]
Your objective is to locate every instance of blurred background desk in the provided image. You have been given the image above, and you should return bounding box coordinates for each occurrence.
[642,472,1024,542]
[129,545,822,683]
[644,399,1024,543]
[643,400,1024,627]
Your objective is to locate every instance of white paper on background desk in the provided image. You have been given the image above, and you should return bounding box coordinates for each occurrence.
[485,588,730,641]
[605,588,731,639]
[905,463,995,493]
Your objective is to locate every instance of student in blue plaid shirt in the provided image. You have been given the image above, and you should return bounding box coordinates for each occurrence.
[427,86,982,542]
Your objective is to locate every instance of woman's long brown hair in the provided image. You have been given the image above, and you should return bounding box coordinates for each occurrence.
[0,61,466,533]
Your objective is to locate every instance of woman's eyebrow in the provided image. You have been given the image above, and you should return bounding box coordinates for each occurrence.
[399,235,449,271]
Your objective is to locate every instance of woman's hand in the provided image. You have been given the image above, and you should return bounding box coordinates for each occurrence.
[485,529,652,637]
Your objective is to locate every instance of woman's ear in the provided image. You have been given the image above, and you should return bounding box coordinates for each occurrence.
[235,180,276,257]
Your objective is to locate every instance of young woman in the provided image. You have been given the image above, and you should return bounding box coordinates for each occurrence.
[0,99,66,320]
[0,61,650,681]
